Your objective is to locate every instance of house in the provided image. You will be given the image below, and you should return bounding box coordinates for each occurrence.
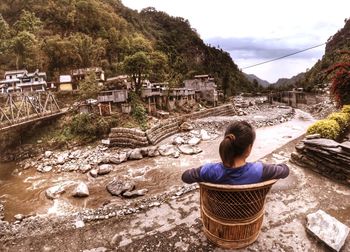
[184,74,218,106]
[97,90,128,103]
[105,75,131,90]
[58,75,73,91]
[141,82,196,113]
[71,67,105,88]
[0,69,47,93]
[0,70,26,93]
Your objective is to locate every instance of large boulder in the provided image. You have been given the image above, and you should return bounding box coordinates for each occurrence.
[172,136,185,145]
[158,144,178,156]
[188,137,201,146]
[180,122,194,131]
[122,189,148,198]
[45,185,65,200]
[200,129,211,141]
[128,149,143,160]
[98,164,113,175]
[73,182,89,197]
[306,210,349,252]
[147,147,159,157]
[106,179,135,196]
[178,145,202,155]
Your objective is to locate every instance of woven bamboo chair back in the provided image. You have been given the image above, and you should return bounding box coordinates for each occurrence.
[200,180,277,222]
[199,180,277,249]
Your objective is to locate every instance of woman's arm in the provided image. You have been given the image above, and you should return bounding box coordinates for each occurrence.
[181,167,203,184]
[261,163,289,181]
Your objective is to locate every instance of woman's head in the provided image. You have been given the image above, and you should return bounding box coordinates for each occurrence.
[219,120,256,167]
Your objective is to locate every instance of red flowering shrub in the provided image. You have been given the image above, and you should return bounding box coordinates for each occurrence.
[330,65,350,107]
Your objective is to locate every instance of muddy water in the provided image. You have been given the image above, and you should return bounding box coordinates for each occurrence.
[0,109,315,221]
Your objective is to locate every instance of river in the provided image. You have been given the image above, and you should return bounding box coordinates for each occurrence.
[0,109,315,221]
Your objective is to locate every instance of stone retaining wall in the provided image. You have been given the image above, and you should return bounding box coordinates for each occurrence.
[146,119,181,145]
[290,137,350,186]
[106,104,238,147]
[107,128,148,148]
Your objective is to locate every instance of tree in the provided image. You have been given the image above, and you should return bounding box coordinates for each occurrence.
[11,31,38,69]
[79,71,101,100]
[70,33,106,68]
[0,14,10,56]
[14,10,43,34]
[149,51,169,82]
[222,72,230,101]
[123,51,151,94]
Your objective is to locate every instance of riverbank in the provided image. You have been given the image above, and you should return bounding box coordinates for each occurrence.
[0,108,324,251]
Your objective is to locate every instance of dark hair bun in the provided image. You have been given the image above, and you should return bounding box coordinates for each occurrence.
[225,134,236,141]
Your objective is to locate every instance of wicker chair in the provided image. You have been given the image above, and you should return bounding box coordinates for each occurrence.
[199,179,277,249]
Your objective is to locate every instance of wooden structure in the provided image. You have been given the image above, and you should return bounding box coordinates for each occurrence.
[97,90,128,103]
[199,180,277,249]
[0,92,62,132]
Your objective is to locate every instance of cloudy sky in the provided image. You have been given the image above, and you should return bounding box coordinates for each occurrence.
[122,0,350,83]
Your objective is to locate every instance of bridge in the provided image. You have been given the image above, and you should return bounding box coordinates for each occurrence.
[0,92,66,132]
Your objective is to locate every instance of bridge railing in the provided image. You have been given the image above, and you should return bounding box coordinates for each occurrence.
[0,91,61,128]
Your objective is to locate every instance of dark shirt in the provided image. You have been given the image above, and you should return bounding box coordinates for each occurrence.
[181,162,289,185]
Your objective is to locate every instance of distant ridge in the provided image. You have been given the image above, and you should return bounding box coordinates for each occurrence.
[243,73,270,87]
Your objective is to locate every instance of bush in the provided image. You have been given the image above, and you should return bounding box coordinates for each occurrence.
[307,119,341,140]
[341,105,350,114]
[129,92,147,130]
[70,113,116,139]
[327,112,350,130]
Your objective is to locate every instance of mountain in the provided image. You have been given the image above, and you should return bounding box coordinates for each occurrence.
[297,18,350,91]
[0,0,252,93]
[272,72,305,88]
[243,73,270,87]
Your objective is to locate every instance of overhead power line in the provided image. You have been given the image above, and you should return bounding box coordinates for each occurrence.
[241,42,326,69]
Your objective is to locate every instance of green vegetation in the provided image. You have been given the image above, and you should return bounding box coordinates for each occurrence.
[341,105,350,114]
[0,0,252,93]
[296,19,350,92]
[327,112,350,129]
[79,71,101,100]
[129,92,147,130]
[307,119,341,140]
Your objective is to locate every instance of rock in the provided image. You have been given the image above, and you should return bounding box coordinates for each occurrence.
[305,134,321,140]
[306,210,349,252]
[303,138,339,148]
[74,219,85,228]
[89,169,98,178]
[340,141,350,152]
[73,182,89,197]
[46,185,65,200]
[106,179,135,196]
[79,164,92,173]
[178,145,202,155]
[98,164,112,175]
[140,147,149,157]
[172,136,185,145]
[172,150,180,158]
[128,149,143,160]
[158,144,178,156]
[42,165,53,172]
[122,189,148,198]
[14,214,24,221]
[200,129,211,141]
[180,122,194,131]
[147,147,159,157]
[188,137,201,146]
[44,151,53,158]
[56,155,66,165]
[109,152,128,164]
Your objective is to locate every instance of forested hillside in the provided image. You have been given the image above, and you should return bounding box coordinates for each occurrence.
[0,0,252,93]
[297,18,350,91]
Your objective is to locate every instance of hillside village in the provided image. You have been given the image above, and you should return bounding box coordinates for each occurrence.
[0,1,350,252]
